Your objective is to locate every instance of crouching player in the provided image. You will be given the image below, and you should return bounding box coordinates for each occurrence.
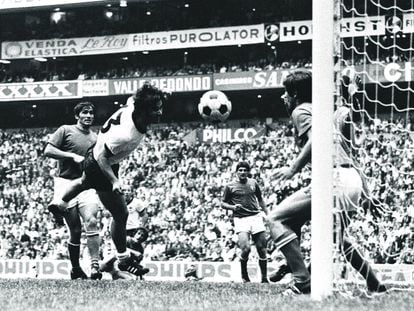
[101,187,150,279]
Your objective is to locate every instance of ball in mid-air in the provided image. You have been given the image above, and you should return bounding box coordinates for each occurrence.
[198,90,232,123]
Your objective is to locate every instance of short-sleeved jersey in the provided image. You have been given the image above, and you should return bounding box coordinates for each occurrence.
[223,178,263,218]
[48,125,97,179]
[291,103,312,148]
[126,198,146,230]
[93,103,144,165]
[334,106,353,166]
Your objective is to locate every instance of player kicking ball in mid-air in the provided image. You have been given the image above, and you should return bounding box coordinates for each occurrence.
[45,101,102,280]
[49,83,168,277]
[221,161,269,283]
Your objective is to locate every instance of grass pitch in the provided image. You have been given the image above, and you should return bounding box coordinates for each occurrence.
[0,279,413,311]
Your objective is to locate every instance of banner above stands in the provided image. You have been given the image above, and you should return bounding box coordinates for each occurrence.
[0,62,412,101]
[0,24,264,60]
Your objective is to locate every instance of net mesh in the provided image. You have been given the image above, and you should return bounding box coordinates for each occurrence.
[333,0,414,291]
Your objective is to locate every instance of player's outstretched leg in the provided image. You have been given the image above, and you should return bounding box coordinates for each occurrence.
[342,237,386,293]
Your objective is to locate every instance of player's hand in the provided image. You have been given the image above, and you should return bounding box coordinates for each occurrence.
[112,181,124,195]
[233,204,243,213]
[274,166,295,181]
[72,154,84,164]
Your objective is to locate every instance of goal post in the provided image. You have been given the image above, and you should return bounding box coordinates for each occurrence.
[311,0,336,300]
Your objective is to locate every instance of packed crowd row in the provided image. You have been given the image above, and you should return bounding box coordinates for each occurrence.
[0,56,309,84]
[0,0,310,41]
[0,118,413,266]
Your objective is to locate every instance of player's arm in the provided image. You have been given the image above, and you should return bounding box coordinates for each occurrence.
[274,129,312,180]
[221,186,242,212]
[44,143,84,163]
[96,145,122,194]
[44,126,84,163]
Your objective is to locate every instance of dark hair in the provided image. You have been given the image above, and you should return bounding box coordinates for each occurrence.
[283,70,312,102]
[133,82,168,109]
[74,101,95,116]
[236,161,251,171]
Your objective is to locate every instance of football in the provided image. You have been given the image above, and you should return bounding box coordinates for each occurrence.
[198,90,232,123]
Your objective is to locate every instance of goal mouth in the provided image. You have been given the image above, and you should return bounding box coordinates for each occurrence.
[332,0,414,294]
[312,0,414,299]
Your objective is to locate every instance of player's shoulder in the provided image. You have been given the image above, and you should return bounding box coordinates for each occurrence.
[292,103,312,117]
[52,124,73,135]
[225,180,239,189]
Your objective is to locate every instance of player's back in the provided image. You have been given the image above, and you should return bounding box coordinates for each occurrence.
[291,103,312,148]
[93,103,145,165]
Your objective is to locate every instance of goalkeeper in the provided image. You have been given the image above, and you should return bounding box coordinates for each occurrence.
[333,73,386,294]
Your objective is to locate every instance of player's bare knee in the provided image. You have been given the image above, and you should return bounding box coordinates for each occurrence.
[85,216,98,231]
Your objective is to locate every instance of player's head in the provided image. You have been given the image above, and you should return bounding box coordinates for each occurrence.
[132,82,168,122]
[74,101,95,127]
[236,161,250,182]
[281,70,312,115]
[134,227,149,243]
[123,186,134,204]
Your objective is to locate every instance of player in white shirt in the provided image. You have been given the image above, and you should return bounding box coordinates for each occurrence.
[49,83,168,276]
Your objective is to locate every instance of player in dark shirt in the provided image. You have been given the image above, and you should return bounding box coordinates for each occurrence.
[267,70,312,294]
[222,161,268,283]
[44,101,102,280]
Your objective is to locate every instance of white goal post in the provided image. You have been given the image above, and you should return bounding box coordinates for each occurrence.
[311,0,335,300]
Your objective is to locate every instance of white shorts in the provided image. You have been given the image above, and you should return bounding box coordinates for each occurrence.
[53,177,100,210]
[233,213,266,235]
[333,167,362,213]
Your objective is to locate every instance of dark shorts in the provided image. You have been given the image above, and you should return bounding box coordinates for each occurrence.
[83,148,119,192]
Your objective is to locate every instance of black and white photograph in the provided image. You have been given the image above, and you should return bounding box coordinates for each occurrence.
[0,0,413,310]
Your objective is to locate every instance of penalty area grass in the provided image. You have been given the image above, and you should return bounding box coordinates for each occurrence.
[0,279,413,311]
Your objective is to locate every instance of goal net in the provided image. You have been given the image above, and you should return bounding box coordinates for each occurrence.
[332,0,414,294]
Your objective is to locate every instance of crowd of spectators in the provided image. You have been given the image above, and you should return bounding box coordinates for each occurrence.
[2,50,413,84]
[0,116,413,268]
[0,56,310,84]
[0,0,311,41]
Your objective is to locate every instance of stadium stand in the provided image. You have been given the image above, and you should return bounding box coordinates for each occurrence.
[0,118,413,264]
